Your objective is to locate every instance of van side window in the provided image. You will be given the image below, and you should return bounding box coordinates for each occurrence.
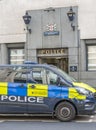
[32,67,46,84]
[14,70,36,83]
[0,67,13,82]
[14,72,27,83]
[46,70,58,85]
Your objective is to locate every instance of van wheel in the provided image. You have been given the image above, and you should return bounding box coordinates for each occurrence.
[55,102,76,122]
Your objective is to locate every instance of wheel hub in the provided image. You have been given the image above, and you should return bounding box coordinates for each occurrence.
[60,107,71,117]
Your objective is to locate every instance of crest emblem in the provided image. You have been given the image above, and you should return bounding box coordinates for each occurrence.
[46,24,57,31]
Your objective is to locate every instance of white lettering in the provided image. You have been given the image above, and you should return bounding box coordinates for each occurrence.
[1,95,8,101]
[28,97,36,103]
[37,97,44,103]
[9,96,17,102]
[24,96,27,102]
[0,96,44,103]
[18,96,25,102]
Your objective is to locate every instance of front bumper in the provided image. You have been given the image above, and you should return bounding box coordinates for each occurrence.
[77,100,96,115]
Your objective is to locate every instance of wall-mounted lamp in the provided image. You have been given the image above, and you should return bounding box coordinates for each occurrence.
[23,12,32,33]
[67,7,75,31]
[71,23,75,31]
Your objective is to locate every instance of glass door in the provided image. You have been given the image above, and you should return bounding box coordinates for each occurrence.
[38,57,68,73]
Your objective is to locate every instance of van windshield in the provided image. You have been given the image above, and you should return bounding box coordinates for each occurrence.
[51,66,76,83]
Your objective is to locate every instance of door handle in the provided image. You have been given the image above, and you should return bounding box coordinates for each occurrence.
[29,85,36,89]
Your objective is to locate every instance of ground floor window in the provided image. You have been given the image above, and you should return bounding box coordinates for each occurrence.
[9,49,25,64]
[87,45,96,71]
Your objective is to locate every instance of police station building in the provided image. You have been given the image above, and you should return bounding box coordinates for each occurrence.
[0,0,96,87]
[23,6,78,77]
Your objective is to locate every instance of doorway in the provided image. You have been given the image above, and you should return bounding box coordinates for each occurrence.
[38,57,68,73]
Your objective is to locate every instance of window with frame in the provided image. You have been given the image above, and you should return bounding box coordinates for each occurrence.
[9,49,25,64]
[32,67,46,84]
[46,69,58,85]
[32,67,59,85]
[87,45,96,71]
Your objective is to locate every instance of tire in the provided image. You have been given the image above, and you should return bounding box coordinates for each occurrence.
[55,102,76,122]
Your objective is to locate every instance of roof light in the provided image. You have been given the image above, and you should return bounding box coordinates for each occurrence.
[24,61,38,64]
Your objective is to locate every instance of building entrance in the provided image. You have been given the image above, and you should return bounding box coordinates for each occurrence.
[37,48,68,73]
[38,57,68,73]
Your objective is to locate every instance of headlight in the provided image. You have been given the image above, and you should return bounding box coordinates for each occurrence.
[76,87,90,96]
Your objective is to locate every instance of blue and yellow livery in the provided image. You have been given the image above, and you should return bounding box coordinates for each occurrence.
[0,82,86,99]
[0,63,96,121]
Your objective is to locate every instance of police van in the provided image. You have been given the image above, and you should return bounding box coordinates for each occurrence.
[0,62,96,121]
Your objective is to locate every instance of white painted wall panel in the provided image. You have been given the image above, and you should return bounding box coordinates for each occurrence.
[0,0,96,43]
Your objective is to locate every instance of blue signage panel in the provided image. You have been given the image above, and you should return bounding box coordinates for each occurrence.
[70,66,77,72]
[44,31,59,36]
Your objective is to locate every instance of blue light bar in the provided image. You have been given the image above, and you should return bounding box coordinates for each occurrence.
[24,61,38,64]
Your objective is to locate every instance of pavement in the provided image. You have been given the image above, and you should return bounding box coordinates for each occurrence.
[0,115,96,123]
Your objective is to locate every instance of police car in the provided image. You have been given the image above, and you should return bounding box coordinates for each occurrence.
[0,62,96,121]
